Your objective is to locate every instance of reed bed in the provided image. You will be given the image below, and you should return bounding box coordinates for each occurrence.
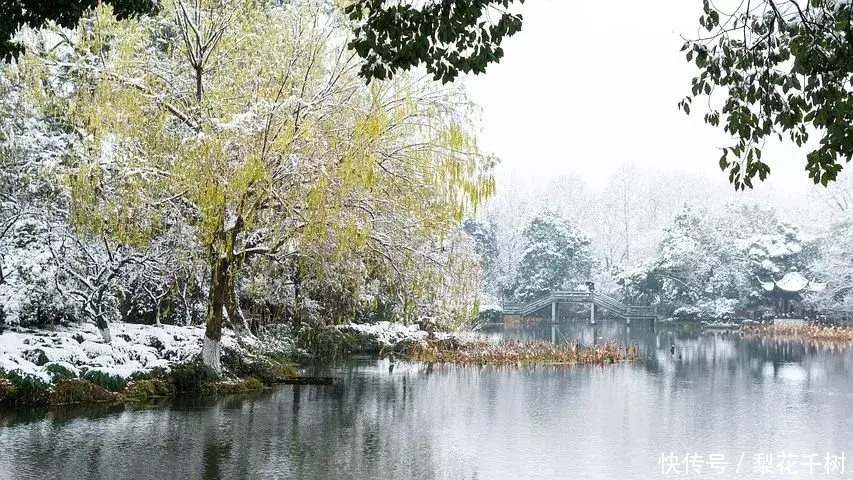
[740,323,853,344]
[408,340,640,365]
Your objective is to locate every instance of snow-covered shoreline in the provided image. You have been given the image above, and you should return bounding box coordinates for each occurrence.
[338,321,473,352]
[0,323,252,382]
[341,322,445,345]
[0,320,467,384]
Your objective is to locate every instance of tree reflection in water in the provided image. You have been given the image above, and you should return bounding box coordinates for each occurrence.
[0,321,851,480]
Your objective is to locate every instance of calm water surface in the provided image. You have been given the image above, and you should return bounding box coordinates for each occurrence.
[1,321,852,480]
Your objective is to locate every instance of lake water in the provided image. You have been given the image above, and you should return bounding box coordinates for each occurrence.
[1,320,852,479]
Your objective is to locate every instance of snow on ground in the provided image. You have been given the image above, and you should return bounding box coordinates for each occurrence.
[478,304,503,313]
[0,321,466,382]
[343,322,431,346]
[341,321,472,346]
[0,323,249,381]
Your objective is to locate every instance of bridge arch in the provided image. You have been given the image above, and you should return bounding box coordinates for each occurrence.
[502,291,656,324]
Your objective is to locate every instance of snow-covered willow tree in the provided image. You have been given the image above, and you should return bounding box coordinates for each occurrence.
[11,0,494,372]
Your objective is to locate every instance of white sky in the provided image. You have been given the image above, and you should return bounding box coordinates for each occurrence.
[462,0,825,197]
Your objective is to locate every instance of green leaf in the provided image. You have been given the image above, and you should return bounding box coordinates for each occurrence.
[719,150,729,170]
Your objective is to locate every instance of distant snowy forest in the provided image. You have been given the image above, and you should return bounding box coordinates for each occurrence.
[470,164,853,321]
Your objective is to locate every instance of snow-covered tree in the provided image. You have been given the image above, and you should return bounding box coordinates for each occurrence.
[806,218,853,313]
[0,217,73,327]
[0,29,78,327]
[12,1,494,372]
[463,218,499,290]
[51,234,148,342]
[513,213,594,302]
[618,203,814,320]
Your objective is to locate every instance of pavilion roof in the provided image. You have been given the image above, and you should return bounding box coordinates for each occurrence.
[760,271,826,293]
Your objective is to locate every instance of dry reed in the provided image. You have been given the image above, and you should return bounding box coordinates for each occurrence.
[740,323,853,344]
[407,340,640,365]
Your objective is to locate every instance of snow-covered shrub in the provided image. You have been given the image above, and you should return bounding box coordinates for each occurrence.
[44,363,77,382]
[0,31,80,328]
[17,289,76,328]
[673,298,738,321]
[295,322,356,358]
[0,219,74,327]
[477,304,503,324]
[672,305,702,321]
[23,348,49,367]
[1,371,50,406]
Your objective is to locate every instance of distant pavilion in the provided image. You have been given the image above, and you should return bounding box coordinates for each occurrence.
[760,271,825,317]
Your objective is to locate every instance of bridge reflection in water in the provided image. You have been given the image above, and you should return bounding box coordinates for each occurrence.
[502,290,656,325]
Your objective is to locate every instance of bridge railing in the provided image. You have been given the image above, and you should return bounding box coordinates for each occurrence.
[624,305,657,317]
[552,291,593,301]
[519,294,560,316]
[502,303,522,314]
[498,290,657,319]
[592,294,631,317]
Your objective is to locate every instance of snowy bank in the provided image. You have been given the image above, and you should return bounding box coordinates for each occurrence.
[341,322,433,346]
[0,323,259,382]
[334,321,474,355]
[478,304,503,313]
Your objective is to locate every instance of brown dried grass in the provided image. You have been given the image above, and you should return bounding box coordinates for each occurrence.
[740,323,853,344]
[408,340,640,365]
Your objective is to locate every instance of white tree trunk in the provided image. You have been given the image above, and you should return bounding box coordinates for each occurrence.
[202,335,221,374]
[99,325,112,343]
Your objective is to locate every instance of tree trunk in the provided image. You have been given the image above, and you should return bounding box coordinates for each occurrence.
[292,263,302,332]
[203,256,228,375]
[195,65,204,103]
[224,277,252,339]
[96,317,112,343]
[154,302,162,327]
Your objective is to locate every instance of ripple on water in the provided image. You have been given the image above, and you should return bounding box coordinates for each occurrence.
[1,321,852,479]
